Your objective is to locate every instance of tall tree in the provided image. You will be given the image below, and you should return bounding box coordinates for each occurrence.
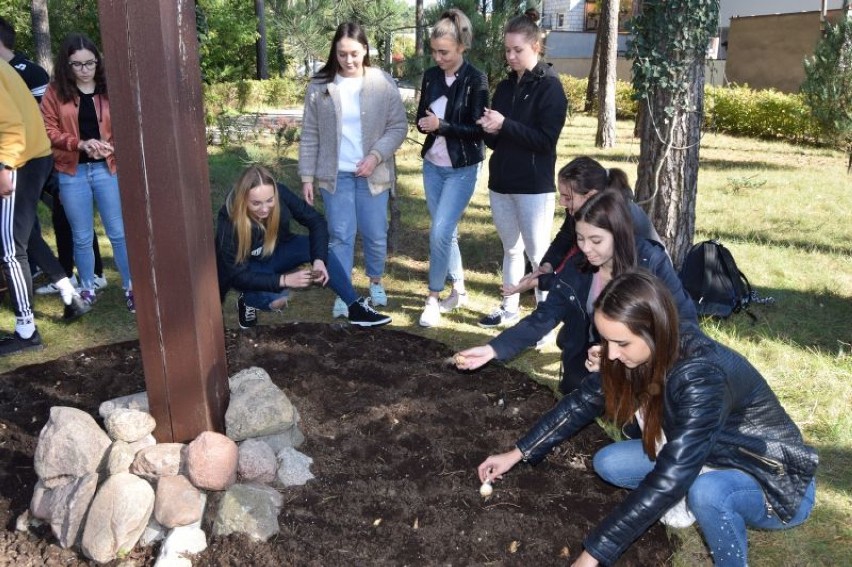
[631,0,719,266]
[802,6,852,172]
[584,24,601,113]
[595,0,619,147]
[255,0,269,79]
[415,0,423,58]
[30,0,52,74]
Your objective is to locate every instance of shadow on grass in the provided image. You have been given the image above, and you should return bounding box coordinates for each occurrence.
[699,229,852,258]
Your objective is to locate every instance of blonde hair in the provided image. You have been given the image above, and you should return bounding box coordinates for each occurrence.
[431,8,473,50]
[226,165,281,264]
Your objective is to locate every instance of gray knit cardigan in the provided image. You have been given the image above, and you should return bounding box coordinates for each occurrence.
[298,67,407,195]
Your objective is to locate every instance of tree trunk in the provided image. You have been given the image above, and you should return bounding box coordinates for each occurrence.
[415,0,424,58]
[255,0,269,79]
[30,0,53,75]
[634,61,706,268]
[584,21,602,113]
[595,0,619,148]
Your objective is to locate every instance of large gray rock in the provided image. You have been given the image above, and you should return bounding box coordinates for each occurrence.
[34,407,111,488]
[213,483,283,542]
[238,439,278,483]
[105,409,156,443]
[98,391,149,420]
[227,366,272,391]
[131,443,185,480]
[154,475,205,528]
[225,378,296,442]
[185,432,238,491]
[81,472,155,563]
[30,473,98,548]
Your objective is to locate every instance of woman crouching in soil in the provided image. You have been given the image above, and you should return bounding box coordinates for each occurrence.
[476,271,817,567]
[215,164,391,328]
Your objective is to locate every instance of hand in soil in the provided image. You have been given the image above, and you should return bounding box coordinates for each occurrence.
[453,345,496,370]
[478,447,524,483]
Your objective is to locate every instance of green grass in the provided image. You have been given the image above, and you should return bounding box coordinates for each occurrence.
[2,115,850,565]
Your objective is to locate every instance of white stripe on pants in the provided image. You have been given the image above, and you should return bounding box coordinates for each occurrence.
[489,190,555,312]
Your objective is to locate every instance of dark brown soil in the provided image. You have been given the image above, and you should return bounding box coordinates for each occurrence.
[0,323,675,566]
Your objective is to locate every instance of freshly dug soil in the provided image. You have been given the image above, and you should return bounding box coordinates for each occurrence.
[0,323,676,566]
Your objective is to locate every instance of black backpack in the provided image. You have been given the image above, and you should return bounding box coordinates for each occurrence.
[679,240,757,319]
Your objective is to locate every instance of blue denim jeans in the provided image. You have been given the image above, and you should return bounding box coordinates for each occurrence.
[58,162,132,290]
[240,234,357,310]
[423,160,479,292]
[593,439,816,567]
[320,172,388,281]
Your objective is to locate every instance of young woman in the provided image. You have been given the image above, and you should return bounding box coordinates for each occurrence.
[476,8,568,328]
[505,156,662,297]
[456,190,696,393]
[476,271,817,567]
[215,165,391,328]
[299,22,407,318]
[414,8,488,327]
[40,33,133,312]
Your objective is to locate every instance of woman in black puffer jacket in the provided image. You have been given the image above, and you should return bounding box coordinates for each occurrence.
[476,271,818,567]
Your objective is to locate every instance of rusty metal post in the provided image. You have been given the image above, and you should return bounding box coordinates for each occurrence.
[96,0,229,442]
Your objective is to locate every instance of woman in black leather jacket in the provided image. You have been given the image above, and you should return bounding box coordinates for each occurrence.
[477,271,817,567]
[456,190,697,393]
[415,8,488,328]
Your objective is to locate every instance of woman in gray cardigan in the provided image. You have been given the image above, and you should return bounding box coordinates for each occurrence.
[299,22,407,318]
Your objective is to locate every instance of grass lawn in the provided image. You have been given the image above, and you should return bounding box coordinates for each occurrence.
[2,115,850,566]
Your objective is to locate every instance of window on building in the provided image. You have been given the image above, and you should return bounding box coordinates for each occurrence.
[585,0,640,32]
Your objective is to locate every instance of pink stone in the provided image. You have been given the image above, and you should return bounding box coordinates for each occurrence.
[185,432,238,491]
[154,475,205,528]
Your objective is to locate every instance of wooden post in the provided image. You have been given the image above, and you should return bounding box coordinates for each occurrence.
[96,0,229,442]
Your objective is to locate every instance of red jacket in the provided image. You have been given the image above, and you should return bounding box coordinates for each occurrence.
[40,83,117,175]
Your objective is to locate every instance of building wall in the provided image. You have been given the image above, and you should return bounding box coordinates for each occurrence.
[547,58,726,87]
[725,11,843,92]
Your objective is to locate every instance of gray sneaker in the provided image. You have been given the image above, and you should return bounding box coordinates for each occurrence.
[478,307,519,328]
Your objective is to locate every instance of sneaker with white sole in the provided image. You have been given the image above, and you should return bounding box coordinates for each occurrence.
[332,297,349,318]
[419,297,441,327]
[125,290,136,314]
[348,297,391,327]
[237,293,257,329]
[439,290,468,313]
[369,283,388,306]
[534,328,557,350]
[79,289,97,306]
[93,274,108,291]
[36,274,78,295]
[478,307,519,328]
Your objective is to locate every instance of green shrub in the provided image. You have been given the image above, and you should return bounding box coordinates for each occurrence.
[557,74,638,120]
[558,74,587,117]
[203,78,307,118]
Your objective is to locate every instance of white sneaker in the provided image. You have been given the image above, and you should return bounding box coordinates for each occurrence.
[36,274,78,295]
[93,274,108,291]
[419,297,441,327]
[369,283,388,306]
[332,297,349,318]
[659,497,696,528]
[439,290,468,313]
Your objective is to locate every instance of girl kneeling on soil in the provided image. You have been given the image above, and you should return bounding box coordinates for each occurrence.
[476,271,817,567]
[215,165,391,328]
[456,190,696,394]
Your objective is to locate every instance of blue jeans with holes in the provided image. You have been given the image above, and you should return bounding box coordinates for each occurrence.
[320,172,388,281]
[58,162,132,290]
[241,235,357,310]
[423,160,478,293]
[593,439,816,567]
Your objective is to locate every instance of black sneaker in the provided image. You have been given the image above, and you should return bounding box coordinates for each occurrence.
[478,307,520,328]
[347,297,391,327]
[63,294,92,321]
[238,293,257,329]
[0,330,44,357]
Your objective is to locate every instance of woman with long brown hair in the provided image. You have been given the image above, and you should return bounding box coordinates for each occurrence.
[215,164,391,328]
[476,271,817,567]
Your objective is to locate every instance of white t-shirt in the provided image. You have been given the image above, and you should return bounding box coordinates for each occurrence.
[424,75,456,167]
[336,74,364,172]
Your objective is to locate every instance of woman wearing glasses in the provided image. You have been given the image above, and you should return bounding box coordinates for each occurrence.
[40,33,134,312]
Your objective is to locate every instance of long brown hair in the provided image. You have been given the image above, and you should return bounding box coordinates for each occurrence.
[557,156,634,201]
[52,33,107,104]
[314,22,371,83]
[225,165,281,263]
[594,271,681,459]
[574,190,636,275]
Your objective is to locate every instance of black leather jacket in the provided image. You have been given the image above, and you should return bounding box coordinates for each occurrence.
[490,239,697,393]
[416,61,488,168]
[515,330,818,566]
